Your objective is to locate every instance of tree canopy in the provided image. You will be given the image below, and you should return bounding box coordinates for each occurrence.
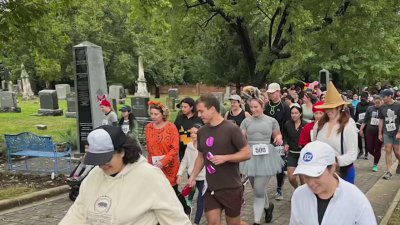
[0,0,399,90]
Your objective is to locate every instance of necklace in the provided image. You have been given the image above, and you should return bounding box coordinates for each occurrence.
[268,101,281,116]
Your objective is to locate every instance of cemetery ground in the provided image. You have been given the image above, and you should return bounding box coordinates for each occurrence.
[1,95,400,224]
[0,94,192,199]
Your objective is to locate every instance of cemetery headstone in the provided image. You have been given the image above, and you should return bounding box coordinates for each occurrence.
[73,41,108,153]
[66,92,77,118]
[224,86,231,101]
[38,90,63,116]
[7,81,13,92]
[1,80,5,90]
[131,96,149,119]
[21,64,35,100]
[17,79,22,92]
[211,92,224,104]
[168,88,179,100]
[55,84,71,100]
[109,85,125,104]
[0,91,21,112]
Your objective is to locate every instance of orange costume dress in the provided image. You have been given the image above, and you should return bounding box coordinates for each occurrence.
[145,121,180,186]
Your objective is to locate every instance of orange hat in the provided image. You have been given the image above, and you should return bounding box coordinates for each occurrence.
[314,82,350,109]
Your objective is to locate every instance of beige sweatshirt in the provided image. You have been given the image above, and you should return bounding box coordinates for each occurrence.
[59,156,191,225]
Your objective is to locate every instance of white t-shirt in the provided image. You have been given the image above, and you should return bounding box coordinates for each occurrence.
[290,175,376,225]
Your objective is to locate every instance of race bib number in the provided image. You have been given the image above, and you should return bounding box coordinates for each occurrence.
[358,113,365,121]
[252,144,269,155]
[121,125,129,134]
[370,118,379,126]
[386,123,397,132]
[275,146,285,156]
[151,155,165,165]
[102,119,109,125]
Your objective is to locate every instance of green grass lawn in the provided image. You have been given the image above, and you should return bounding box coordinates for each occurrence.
[0,94,199,153]
[0,186,37,200]
[388,201,400,225]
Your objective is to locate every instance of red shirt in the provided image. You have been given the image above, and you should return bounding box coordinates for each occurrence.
[298,122,315,147]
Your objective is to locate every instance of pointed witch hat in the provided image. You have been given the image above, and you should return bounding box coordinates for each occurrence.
[315,81,350,109]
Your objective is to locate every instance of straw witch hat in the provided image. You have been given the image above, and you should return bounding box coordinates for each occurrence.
[315,81,350,109]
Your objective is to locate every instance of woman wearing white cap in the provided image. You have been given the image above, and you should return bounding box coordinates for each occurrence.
[60,125,191,225]
[312,82,358,184]
[290,141,376,225]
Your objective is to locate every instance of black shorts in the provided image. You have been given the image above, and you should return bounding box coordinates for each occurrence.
[204,187,243,217]
[287,152,301,167]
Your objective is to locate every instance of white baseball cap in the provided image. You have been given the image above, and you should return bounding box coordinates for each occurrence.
[293,141,336,177]
[266,83,281,93]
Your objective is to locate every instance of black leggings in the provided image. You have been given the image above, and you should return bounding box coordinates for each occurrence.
[173,185,191,215]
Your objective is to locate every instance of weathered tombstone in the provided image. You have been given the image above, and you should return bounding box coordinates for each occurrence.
[38,90,63,116]
[73,41,108,153]
[131,96,149,118]
[166,97,176,111]
[124,89,129,96]
[0,91,21,112]
[1,80,5,90]
[109,85,125,104]
[168,88,179,100]
[7,81,13,92]
[66,92,77,118]
[21,64,35,100]
[13,85,19,92]
[211,92,224,104]
[55,84,71,100]
[224,86,231,101]
[17,79,22,92]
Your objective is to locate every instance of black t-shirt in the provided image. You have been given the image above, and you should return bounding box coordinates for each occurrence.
[197,120,247,190]
[283,119,308,152]
[264,100,291,132]
[174,114,203,160]
[316,194,333,225]
[364,105,380,133]
[227,109,246,126]
[379,101,400,136]
[354,101,373,123]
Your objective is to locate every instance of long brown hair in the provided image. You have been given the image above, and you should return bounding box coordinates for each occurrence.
[317,105,350,134]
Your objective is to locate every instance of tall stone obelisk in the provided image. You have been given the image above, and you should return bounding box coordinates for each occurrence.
[132,56,150,119]
[134,56,149,97]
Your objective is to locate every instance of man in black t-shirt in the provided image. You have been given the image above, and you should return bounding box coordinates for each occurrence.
[264,83,291,200]
[378,89,400,179]
[189,94,251,225]
[175,97,203,161]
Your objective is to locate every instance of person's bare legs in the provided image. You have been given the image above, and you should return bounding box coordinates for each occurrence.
[206,208,222,225]
[226,215,247,225]
[385,144,394,171]
[393,145,400,161]
[287,167,298,189]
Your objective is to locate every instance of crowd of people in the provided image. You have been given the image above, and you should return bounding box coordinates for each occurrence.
[60,81,400,225]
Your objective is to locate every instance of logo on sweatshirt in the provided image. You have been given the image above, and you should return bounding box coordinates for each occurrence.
[94,196,112,213]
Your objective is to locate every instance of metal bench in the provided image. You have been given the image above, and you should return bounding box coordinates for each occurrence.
[5,132,72,175]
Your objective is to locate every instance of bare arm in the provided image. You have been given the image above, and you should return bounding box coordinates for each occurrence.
[272,129,283,146]
[244,111,251,118]
[378,119,384,141]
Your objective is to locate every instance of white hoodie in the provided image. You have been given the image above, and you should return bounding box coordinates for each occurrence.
[177,142,206,180]
[59,156,191,225]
